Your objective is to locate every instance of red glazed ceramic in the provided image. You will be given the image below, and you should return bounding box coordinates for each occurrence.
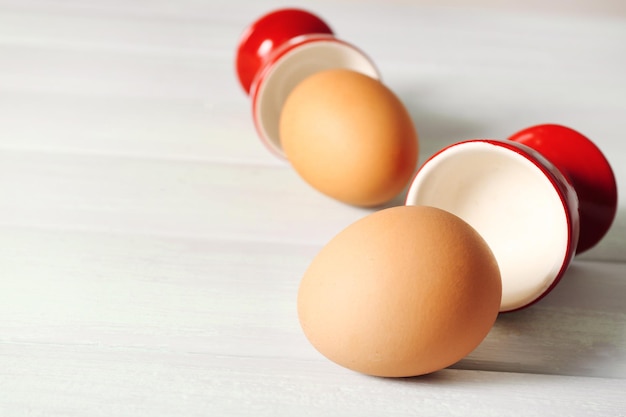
[508,124,618,254]
[235,8,379,158]
[236,8,333,95]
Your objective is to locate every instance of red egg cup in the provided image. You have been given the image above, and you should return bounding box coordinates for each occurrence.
[405,124,617,312]
[235,8,379,158]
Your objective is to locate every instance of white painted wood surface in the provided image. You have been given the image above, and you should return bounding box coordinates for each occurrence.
[1,1,625,415]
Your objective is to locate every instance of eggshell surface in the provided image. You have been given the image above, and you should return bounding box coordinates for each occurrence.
[297,205,502,377]
[279,69,418,207]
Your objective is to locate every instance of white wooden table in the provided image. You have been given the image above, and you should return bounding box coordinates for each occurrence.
[1,1,625,415]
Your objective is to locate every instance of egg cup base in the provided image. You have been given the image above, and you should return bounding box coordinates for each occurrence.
[508,124,618,254]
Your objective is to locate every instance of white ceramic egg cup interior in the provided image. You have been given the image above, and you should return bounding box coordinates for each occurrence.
[251,37,379,158]
[406,141,573,312]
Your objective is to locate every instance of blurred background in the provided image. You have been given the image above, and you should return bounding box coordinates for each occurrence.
[342,0,626,16]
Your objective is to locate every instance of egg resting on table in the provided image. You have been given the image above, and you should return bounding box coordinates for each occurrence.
[297,205,502,377]
[279,69,418,207]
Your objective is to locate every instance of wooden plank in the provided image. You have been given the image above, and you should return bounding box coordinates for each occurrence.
[1,343,625,416]
[0,150,370,244]
[0,90,265,164]
[1,227,625,378]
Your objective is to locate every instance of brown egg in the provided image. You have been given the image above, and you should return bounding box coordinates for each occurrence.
[279,69,418,207]
[297,205,502,377]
